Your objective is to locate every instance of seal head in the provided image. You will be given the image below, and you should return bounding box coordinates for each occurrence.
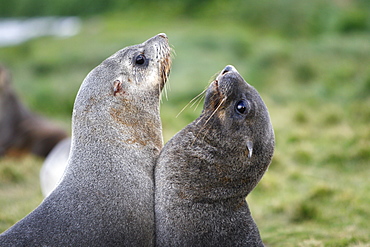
[179,65,274,200]
[72,33,171,152]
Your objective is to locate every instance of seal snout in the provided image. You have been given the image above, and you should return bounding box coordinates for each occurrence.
[221,65,235,75]
[217,65,239,81]
[158,33,168,39]
[221,65,238,75]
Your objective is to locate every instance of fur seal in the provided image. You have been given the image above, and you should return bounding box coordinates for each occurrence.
[39,137,71,197]
[154,65,274,246]
[0,65,68,157]
[0,33,171,246]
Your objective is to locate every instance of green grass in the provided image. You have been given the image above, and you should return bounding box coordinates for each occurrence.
[0,156,43,231]
[0,8,369,246]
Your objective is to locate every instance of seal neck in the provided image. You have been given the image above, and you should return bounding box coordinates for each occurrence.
[67,97,162,183]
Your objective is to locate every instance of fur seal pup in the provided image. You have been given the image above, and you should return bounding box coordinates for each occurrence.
[0,33,171,246]
[0,65,67,157]
[154,65,274,246]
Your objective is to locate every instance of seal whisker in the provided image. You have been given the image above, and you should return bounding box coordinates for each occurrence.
[191,83,209,111]
[176,74,218,118]
[199,121,213,143]
[160,83,165,103]
[209,71,222,84]
[163,80,170,101]
[191,121,212,146]
[193,96,227,144]
[170,45,176,57]
[176,87,208,118]
[192,93,205,111]
[159,47,172,102]
[204,96,227,126]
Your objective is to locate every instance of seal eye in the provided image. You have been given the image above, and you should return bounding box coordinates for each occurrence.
[235,100,248,114]
[135,54,146,65]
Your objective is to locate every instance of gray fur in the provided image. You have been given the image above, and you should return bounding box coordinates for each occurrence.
[155,65,274,247]
[0,33,171,246]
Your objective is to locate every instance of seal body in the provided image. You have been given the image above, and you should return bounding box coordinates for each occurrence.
[0,33,171,246]
[0,66,67,157]
[40,137,71,197]
[155,65,274,246]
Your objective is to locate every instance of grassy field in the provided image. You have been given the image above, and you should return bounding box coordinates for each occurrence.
[1,8,369,246]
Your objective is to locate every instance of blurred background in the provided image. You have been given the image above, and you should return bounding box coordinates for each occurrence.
[0,0,369,245]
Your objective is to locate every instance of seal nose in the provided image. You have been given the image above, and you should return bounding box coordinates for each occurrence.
[222,65,235,75]
[158,33,167,39]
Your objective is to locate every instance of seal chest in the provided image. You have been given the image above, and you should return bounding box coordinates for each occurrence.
[0,33,171,246]
[154,65,274,246]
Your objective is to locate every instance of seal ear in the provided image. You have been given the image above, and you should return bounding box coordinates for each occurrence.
[113,80,124,96]
[246,140,253,158]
